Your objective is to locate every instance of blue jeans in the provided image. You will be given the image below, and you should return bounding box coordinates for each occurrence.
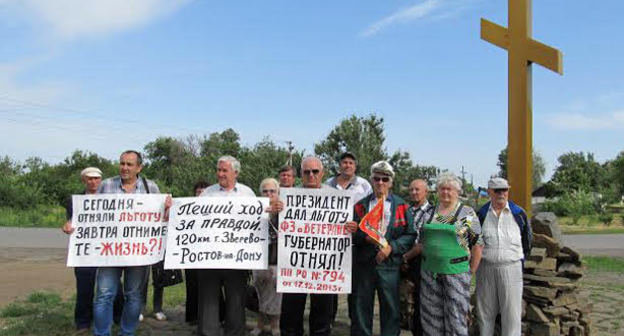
[93,266,148,336]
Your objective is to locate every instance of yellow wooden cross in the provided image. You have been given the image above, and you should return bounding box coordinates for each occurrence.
[481,0,563,215]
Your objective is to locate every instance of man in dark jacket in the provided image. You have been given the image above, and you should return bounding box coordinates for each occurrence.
[475,177,532,336]
[345,161,415,336]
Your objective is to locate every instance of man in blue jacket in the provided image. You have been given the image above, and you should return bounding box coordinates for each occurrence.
[475,177,532,336]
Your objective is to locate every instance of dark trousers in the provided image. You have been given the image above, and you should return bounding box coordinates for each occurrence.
[74,267,124,329]
[410,260,423,336]
[141,262,165,312]
[280,293,334,336]
[197,269,246,336]
[185,269,198,323]
[350,265,400,336]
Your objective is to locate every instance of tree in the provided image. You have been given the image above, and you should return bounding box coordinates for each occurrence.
[315,114,439,200]
[549,151,606,195]
[497,148,546,188]
[314,115,386,176]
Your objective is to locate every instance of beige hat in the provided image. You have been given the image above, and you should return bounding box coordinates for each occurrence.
[81,167,103,178]
[370,160,395,178]
[488,177,510,190]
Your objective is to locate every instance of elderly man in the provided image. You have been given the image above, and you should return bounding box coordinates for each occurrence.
[401,179,433,336]
[280,156,335,336]
[93,150,162,336]
[62,168,122,333]
[345,161,415,336]
[278,165,296,188]
[475,177,532,336]
[198,156,255,336]
[325,152,372,203]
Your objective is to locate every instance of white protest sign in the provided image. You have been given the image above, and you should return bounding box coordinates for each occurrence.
[67,194,168,267]
[164,196,269,270]
[277,187,354,294]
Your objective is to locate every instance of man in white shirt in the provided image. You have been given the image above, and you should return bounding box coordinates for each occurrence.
[324,152,372,204]
[197,155,255,336]
[475,177,532,336]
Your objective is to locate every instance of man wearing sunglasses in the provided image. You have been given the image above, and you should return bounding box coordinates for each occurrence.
[474,177,532,336]
[280,156,335,336]
[344,161,415,336]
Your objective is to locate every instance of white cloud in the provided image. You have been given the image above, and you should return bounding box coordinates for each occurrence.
[360,0,475,37]
[10,0,190,40]
[546,111,624,130]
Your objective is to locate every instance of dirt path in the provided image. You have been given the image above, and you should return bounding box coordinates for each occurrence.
[0,247,73,307]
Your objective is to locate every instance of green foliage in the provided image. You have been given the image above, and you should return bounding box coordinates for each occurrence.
[314,114,387,177]
[496,147,546,187]
[314,114,439,200]
[0,206,66,228]
[598,213,614,226]
[540,190,601,222]
[549,151,606,195]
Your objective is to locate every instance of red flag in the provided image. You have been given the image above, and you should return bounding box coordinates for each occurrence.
[358,197,388,248]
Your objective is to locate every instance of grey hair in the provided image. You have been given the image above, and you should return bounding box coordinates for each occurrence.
[300,156,323,171]
[217,155,241,173]
[436,172,462,192]
[259,178,279,194]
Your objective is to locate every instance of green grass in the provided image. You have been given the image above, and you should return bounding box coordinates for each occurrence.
[0,206,66,228]
[584,256,624,273]
[558,214,624,234]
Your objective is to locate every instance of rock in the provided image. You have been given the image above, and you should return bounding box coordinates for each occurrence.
[529,247,547,261]
[552,292,577,307]
[529,322,559,336]
[557,262,584,279]
[532,234,560,258]
[542,306,568,316]
[523,273,572,286]
[526,304,550,322]
[532,212,562,243]
[532,269,558,277]
[560,245,580,260]
[524,257,557,271]
[524,286,558,300]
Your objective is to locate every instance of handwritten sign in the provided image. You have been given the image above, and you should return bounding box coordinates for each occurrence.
[67,194,168,267]
[164,196,269,270]
[277,188,353,294]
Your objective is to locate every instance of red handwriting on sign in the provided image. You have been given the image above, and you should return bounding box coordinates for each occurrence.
[119,212,162,222]
[100,239,162,256]
[280,221,347,235]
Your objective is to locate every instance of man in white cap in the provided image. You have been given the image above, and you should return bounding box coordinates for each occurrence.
[62,167,122,334]
[475,177,532,336]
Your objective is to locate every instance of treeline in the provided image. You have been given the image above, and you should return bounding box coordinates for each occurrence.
[0,115,439,210]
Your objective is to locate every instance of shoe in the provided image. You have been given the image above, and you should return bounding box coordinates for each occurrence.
[154,311,167,321]
[139,313,144,322]
[250,328,263,336]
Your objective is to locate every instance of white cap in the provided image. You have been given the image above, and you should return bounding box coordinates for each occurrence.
[81,167,103,178]
[370,160,395,178]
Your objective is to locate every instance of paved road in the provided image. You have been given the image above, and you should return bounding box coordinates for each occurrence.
[1,227,623,257]
[562,234,624,257]
[0,227,68,248]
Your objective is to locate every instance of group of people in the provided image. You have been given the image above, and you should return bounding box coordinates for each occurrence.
[63,149,532,336]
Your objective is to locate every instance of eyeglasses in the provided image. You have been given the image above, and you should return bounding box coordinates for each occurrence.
[372,176,390,182]
[303,169,320,175]
[493,189,509,193]
[262,189,277,194]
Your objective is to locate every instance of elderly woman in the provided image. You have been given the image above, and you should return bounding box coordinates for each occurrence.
[251,178,282,336]
[345,161,415,336]
[417,173,483,336]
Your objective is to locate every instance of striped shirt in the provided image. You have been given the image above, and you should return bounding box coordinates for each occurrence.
[98,175,160,194]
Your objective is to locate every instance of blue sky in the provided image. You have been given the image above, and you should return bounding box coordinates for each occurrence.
[1,0,623,187]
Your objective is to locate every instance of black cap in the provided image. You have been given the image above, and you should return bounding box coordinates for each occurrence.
[339,151,356,162]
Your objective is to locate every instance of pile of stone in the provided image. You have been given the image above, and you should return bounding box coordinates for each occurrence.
[522,212,592,336]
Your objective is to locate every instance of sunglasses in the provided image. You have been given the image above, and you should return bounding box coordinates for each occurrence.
[303,169,320,175]
[373,176,390,182]
[262,189,277,194]
[493,189,509,193]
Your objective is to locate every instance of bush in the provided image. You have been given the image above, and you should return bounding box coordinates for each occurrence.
[598,213,614,226]
[541,190,601,222]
